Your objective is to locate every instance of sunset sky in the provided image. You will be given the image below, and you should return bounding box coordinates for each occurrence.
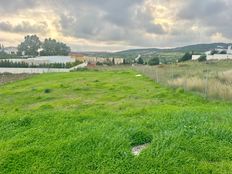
[0,0,231,51]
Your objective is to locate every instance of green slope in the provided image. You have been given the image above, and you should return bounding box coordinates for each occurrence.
[0,70,232,173]
[173,43,231,52]
[84,43,231,63]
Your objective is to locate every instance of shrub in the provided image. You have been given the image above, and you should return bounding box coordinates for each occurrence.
[178,52,192,62]
[96,62,103,66]
[220,50,227,54]
[210,50,219,55]
[198,55,207,62]
[148,57,160,65]
[137,57,144,64]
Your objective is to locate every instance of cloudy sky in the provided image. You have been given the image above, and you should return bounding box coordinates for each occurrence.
[0,0,231,51]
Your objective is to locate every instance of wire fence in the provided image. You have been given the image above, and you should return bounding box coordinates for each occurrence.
[134,63,232,101]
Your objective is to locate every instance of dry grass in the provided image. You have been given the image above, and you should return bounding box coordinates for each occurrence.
[135,62,232,101]
[168,77,205,92]
[168,77,232,100]
[217,70,232,83]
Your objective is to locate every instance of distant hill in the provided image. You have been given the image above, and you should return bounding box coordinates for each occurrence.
[173,43,231,52]
[116,48,161,54]
[78,43,232,63]
[116,43,231,54]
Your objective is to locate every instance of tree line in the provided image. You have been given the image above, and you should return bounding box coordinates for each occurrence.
[0,60,81,69]
[18,35,71,57]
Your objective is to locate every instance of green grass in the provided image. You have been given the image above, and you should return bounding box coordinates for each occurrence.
[0,70,232,173]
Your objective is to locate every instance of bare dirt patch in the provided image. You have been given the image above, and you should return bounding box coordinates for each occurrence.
[0,73,33,85]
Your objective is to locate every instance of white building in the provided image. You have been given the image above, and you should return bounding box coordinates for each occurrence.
[215,46,225,53]
[192,45,232,61]
[4,47,18,55]
[207,45,232,60]
[207,54,232,60]
[227,46,232,54]
[192,55,201,60]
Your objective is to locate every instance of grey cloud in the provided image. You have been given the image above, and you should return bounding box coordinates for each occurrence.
[0,0,37,13]
[1,0,232,50]
[0,21,48,33]
[57,0,165,47]
[178,0,227,20]
[178,0,232,39]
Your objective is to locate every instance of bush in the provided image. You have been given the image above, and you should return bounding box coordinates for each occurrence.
[96,62,103,66]
[198,55,207,62]
[210,50,219,55]
[137,57,144,64]
[148,57,160,65]
[178,52,192,62]
[220,50,227,54]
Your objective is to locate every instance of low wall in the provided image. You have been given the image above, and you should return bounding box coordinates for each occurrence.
[0,68,70,74]
[207,54,232,60]
[192,55,201,60]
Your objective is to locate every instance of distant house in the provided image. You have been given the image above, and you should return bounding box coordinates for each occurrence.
[227,46,232,54]
[207,46,232,60]
[192,55,201,61]
[4,47,18,55]
[114,58,124,64]
[69,53,87,62]
[192,45,232,61]
[70,53,125,65]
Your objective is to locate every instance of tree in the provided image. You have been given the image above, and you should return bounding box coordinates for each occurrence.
[17,35,71,57]
[220,50,227,54]
[137,57,144,64]
[178,52,192,62]
[198,55,207,62]
[210,50,219,55]
[18,35,41,56]
[148,57,160,65]
[40,38,71,56]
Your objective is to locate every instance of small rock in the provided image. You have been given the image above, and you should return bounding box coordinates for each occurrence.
[136,74,142,77]
[132,144,149,156]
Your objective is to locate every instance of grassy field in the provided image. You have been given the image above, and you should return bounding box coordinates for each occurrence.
[135,61,232,100]
[0,70,232,173]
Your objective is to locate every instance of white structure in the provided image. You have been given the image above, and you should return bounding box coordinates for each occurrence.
[4,47,18,55]
[215,46,225,53]
[207,54,232,60]
[192,45,232,61]
[205,51,211,55]
[69,62,88,71]
[206,45,232,60]
[227,46,232,54]
[192,55,201,60]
